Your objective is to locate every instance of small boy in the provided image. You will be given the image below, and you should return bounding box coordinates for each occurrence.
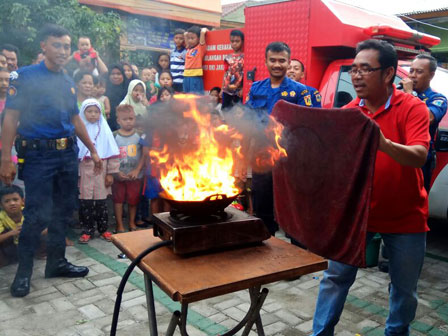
[222,30,244,110]
[93,76,110,119]
[183,26,208,94]
[0,185,24,267]
[112,105,145,233]
[141,66,159,100]
[170,29,187,93]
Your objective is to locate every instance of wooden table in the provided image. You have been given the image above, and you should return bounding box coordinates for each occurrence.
[112,229,327,335]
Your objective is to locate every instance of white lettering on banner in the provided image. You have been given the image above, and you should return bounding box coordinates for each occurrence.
[216,64,224,70]
[207,45,217,51]
[203,65,208,70]
[209,65,216,70]
[217,44,232,51]
[204,55,222,61]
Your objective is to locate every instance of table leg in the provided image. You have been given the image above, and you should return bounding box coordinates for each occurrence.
[166,311,181,336]
[144,274,158,336]
[221,286,268,336]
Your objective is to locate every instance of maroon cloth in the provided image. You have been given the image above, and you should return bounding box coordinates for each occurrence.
[272,100,379,267]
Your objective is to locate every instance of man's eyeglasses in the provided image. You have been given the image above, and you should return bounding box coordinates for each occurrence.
[348,67,384,76]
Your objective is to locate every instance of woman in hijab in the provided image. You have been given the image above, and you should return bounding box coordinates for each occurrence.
[106,64,128,131]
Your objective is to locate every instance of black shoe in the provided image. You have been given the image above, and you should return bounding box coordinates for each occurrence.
[10,275,31,297]
[45,258,89,278]
[378,260,389,273]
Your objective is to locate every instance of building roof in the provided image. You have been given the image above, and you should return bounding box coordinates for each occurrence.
[222,1,246,16]
[398,7,448,16]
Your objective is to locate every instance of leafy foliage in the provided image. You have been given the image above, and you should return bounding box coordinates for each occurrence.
[0,0,122,65]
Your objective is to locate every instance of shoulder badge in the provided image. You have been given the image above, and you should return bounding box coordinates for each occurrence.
[314,91,322,103]
[9,71,18,81]
[281,91,288,97]
[300,89,309,95]
[304,95,312,106]
[432,99,445,107]
[290,91,296,97]
[7,86,17,97]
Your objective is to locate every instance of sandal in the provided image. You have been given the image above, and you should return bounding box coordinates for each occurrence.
[113,229,126,234]
[100,232,113,242]
[79,234,91,244]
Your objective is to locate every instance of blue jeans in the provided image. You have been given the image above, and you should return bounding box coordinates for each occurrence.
[17,146,78,276]
[183,76,204,94]
[312,232,426,336]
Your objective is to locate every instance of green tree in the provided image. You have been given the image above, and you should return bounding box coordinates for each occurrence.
[0,0,122,66]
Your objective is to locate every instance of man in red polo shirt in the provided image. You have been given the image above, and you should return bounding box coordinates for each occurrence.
[312,39,429,336]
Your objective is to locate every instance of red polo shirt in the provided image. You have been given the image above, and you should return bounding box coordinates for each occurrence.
[345,87,430,233]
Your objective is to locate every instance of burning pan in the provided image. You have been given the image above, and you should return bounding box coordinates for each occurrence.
[160,193,239,216]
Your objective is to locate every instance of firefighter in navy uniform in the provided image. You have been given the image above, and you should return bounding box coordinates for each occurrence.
[401,54,448,191]
[287,58,322,107]
[0,24,102,298]
[247,42,312,236]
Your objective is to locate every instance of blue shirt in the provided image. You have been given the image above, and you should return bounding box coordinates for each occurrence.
[5,61,78,139]
[170,46,187,84]
[247,77,313,114]
[417,87,447,139]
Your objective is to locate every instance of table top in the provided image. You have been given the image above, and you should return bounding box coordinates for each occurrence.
[112,229,327,303]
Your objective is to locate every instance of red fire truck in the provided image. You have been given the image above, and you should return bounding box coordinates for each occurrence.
[203,0,448,220]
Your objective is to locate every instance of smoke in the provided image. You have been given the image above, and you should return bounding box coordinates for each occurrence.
[145,95,287,176]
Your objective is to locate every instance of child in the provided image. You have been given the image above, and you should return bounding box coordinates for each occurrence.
[113,104,145,232]
[155,53,170,85]
[141,67,158,100]
[222,30,244,110]
[0,185,24,267]
[119,79,147,119]
[209,86,222,115]
[93,76,111,119]
[148,71,174,104]
[183,26,208,94]
[158,86,175,102]
[170,29,187,93]
[77,99,120,244]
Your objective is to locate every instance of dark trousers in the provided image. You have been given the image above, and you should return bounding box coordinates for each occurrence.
[79,199,108,236]
[222,92,241,111]
[252,172,278,235]
[17,147,78,276]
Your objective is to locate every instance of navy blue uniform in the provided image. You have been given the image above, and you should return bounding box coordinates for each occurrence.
[247,76,312,235]
[307,85,322,108]
[5,61,79,276]
[417,87,447,191]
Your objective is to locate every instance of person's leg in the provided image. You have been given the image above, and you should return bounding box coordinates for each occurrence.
[382,232,426,336]
[312,260,359,336]
[79,200,95,236]
[112,181,125,232]
[95,200,109,234]
[172,82,183,93]
[11,150,55,296]
[45,148,88,278]
[251,172,278,235]
[127,180,142,230]
[222,92,232,110]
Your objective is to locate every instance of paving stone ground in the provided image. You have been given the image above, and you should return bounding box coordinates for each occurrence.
[0,220,447,336]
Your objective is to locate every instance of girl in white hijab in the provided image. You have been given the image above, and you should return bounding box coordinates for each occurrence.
[119,79,147,118]
[77,99,120,244]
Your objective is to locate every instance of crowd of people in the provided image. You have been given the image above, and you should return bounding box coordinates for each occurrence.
[0,19,445,336]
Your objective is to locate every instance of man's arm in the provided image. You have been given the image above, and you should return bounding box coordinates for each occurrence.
[72,114,102,173]
[95,53,108,75]
[0,109,20,185]
[378,132,427,167]
[426,95,447,125]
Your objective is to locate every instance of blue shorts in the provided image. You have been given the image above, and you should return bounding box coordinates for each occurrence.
[183,76,204,94]
[144,176,163,199]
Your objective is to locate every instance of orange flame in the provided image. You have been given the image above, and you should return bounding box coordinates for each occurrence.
[150,95,287,201]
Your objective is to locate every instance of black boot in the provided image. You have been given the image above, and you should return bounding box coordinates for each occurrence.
[45,248,89,278]
[11,256,33,297]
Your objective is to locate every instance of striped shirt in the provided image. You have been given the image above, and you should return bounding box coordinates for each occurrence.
[170,46,187,84]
